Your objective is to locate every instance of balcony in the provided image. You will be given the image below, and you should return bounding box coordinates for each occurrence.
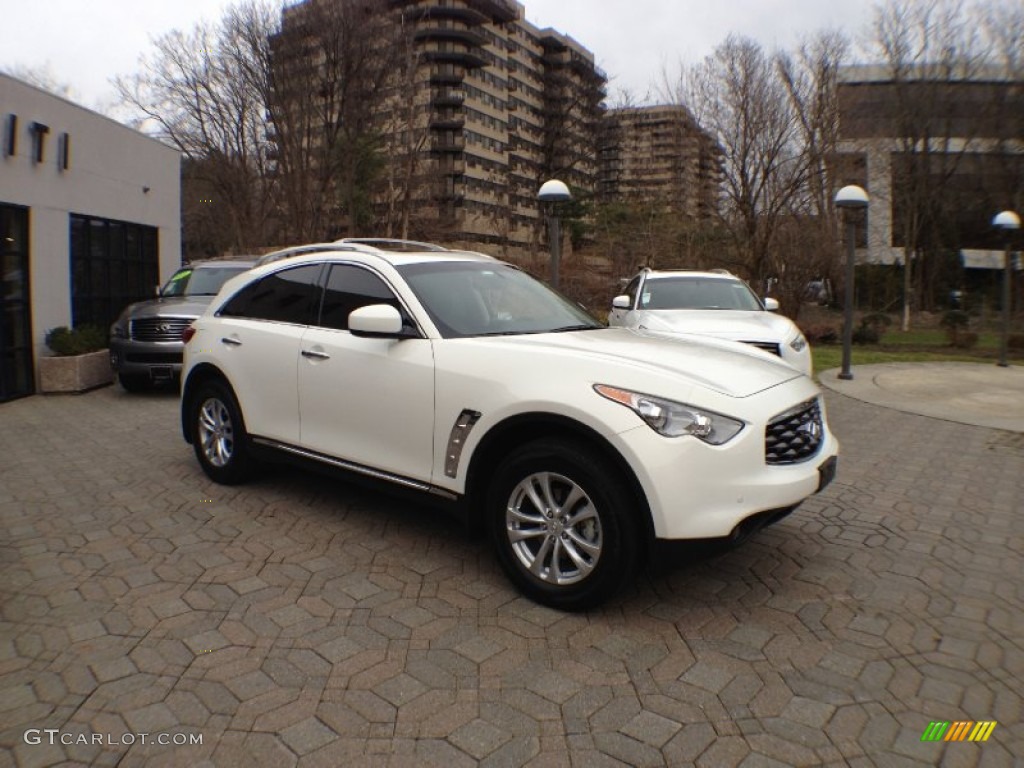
[431,137,467,153]
[429,65,465,85]
[432,88,466,106]
[390,0,517,25]
[415,26,486,47]
[430,113,466,130]
[437,158,467,175]
[423,47,487,69]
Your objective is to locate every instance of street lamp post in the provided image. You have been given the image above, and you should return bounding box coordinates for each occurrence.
[834,185,870,381]
[537,179,571,289]
[993,210,1021,368]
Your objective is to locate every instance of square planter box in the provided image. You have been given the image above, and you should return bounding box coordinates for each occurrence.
[38,349,114,394]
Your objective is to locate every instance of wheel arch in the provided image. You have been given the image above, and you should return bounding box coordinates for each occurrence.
[464,413,654,546]
[181,363,235,443]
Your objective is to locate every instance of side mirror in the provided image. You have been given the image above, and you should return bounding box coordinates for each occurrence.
[763,298,780,312]
[349,304,406,338]
[612,295,631,310]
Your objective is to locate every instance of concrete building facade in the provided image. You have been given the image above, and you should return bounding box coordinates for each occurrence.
[274,0,606,252]
[0,75,181,402]
[834,64,1023,266]
[598,105,722,220]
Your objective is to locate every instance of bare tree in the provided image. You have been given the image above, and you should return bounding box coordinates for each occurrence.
[115,3,278,255]
[265,0,409,242]
[377,49,428,239]
[862,0,992,328]
[670,36,807,294]
[775,31,850,316]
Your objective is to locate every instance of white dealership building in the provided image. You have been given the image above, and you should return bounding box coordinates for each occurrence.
[0,74,181,402]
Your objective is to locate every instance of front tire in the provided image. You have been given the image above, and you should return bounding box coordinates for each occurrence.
[487,439,640,610]
[189,380,255,485]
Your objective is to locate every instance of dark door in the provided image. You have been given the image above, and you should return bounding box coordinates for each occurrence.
[0,204,34,402]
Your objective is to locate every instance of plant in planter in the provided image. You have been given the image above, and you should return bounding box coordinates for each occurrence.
[38,325,114,393]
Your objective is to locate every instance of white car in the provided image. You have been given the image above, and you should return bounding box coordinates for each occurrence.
[608,269,812,376]
[180,242,837,609]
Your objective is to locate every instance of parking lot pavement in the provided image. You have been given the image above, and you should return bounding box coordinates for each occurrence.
[1,386,1021,767]
[819,363,1024,432]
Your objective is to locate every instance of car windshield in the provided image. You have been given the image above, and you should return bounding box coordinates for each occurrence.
[639,277,763,311]
[161,265,251,297]
[397,261,601,338]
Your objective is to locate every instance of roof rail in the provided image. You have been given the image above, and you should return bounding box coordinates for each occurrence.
[335,238,448,253]
[255,242,362,268]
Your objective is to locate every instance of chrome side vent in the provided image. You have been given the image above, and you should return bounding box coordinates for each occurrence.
[444,409,481,478]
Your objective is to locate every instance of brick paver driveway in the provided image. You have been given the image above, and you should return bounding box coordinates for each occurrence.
[1,386,1021,767]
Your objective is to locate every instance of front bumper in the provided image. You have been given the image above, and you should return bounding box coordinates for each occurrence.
[612,396,839,541]
[109,338,184,379]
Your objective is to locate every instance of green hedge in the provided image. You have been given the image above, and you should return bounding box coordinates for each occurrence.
[45,325,108,356]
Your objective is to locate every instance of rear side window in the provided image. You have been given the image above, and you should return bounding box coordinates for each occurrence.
[317,264,404,331]
[219,264,323,324]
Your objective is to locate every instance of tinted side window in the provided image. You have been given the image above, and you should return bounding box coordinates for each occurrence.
[219,264,322,324]
[318,264,402,331]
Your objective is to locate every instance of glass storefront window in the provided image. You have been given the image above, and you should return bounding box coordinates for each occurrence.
[0,204,33,402]
[69,214,159,330]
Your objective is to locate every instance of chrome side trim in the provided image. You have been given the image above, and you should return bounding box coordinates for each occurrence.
[251,437,456,498]
[444,409,481,478]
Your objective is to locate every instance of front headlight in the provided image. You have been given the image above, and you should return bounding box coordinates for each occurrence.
[110,321,128,339]
[594,384,745,444]
[789,332,807,352]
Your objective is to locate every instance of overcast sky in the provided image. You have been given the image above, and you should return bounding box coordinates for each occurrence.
[1,0,876,112]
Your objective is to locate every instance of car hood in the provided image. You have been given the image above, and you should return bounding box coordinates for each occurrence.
[118,296,217,321]
[635,309,796,341]
[462,327,801,399]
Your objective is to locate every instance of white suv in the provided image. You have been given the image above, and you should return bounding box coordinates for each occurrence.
[180,242,838,609]
[609,269,812,376]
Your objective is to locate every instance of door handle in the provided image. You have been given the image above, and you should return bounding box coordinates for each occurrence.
[301,349,330,360]
[221,337,242,346]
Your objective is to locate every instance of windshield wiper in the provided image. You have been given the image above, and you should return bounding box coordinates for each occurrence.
[474,330,526,337]
[548,324,602,333]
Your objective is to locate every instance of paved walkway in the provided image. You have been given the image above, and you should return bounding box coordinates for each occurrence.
[819,362,1024,432]
[1,386,1021,766]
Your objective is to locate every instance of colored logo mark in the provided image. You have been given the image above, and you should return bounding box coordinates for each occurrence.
[921,721,997,742]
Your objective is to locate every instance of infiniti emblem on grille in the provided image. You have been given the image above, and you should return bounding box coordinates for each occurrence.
[158,323,173,333]
[797,420,821,440]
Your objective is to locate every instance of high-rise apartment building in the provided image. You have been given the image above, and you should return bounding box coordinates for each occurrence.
[273,0,606,251]
[598,105,722,220]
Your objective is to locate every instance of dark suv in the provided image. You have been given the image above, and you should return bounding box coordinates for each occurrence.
[110,259,254,391]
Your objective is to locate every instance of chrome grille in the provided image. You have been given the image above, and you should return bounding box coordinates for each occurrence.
[743,340,781,356]
[765,398,823,465]
[130,318,192,342]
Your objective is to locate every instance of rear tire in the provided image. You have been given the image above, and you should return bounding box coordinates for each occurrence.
[188,380,255,485]
[487,439,640,610]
